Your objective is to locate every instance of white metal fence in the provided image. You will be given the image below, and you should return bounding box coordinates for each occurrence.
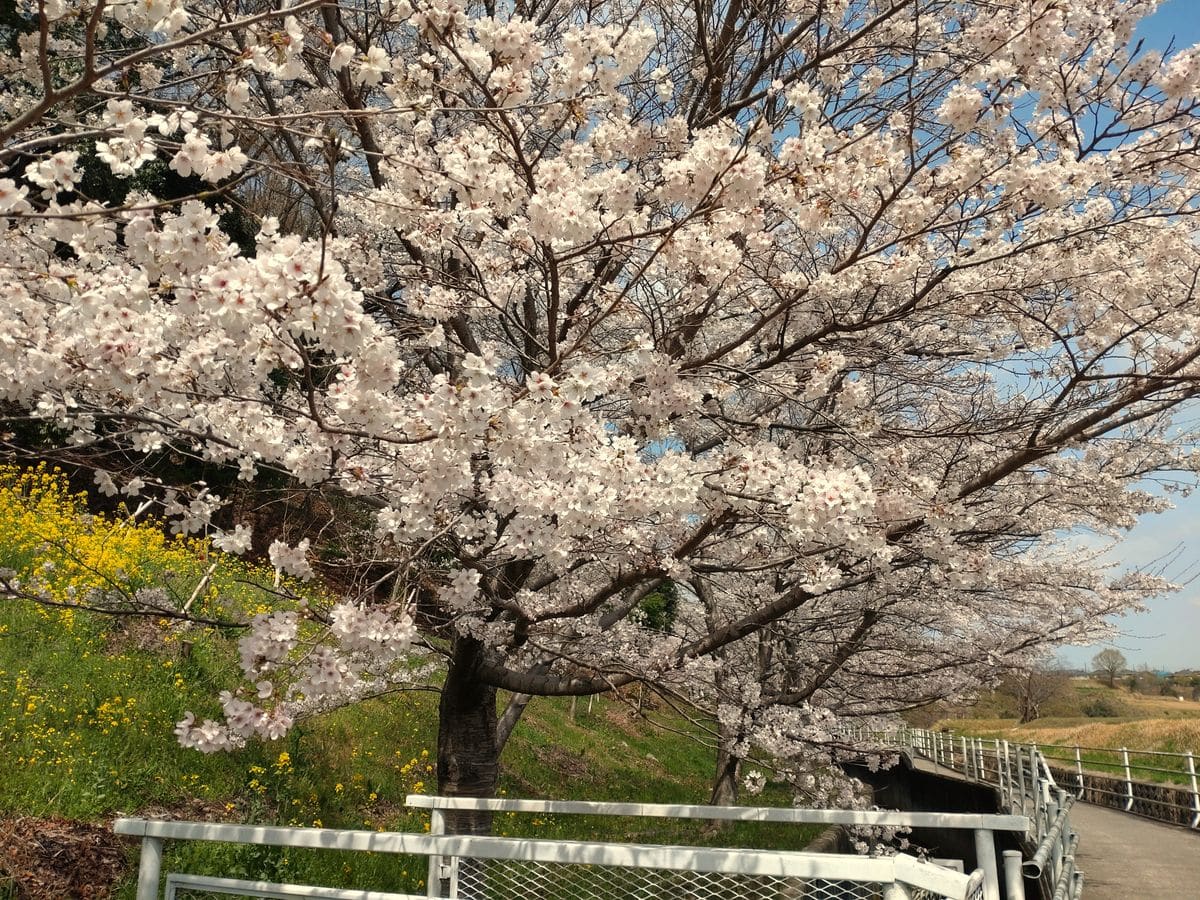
[904,730,1200,828]
[844,727,1085,900]
[1029,741,1200,828]
[408,795,1019,900]
[114,725,1193,899]
[116,798,991,900]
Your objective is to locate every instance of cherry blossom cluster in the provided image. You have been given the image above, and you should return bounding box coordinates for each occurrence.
[176,596,418,752]
[2,0,1200,797]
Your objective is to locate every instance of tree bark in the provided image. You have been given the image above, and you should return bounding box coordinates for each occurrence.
[707,715,745,834]
[710,744,742,807]
[437,635,499,835]
[496,691,533,753]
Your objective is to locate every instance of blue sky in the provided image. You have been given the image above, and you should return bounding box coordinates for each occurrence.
[1057,1,1200,673]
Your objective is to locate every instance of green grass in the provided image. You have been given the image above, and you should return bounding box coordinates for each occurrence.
[0,602,817,896]
[0,465,821,897]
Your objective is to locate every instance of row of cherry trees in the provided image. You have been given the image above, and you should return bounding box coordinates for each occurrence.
[3,0,1200,827]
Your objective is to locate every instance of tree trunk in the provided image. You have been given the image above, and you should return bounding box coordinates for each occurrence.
[496,691,534,753]
[437,635,499,836]
[710,744,742,807]
[1018,689,1036,724]
[706,725,744,835]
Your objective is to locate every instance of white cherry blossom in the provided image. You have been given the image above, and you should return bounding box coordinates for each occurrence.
[2,0,1199,811]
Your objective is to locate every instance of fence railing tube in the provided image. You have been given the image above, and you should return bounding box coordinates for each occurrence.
[1002,850,1025,900]
[1021,794,1072,879]
[1049,856,1075,900]
[973,828,1000,900]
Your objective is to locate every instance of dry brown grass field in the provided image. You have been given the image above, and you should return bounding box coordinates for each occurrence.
[936,679,1200,780]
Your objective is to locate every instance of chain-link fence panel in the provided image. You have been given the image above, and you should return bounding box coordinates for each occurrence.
[449,855,962,900]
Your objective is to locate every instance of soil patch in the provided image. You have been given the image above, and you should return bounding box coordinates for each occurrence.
[0,816,127,899]
[531,743,590,778]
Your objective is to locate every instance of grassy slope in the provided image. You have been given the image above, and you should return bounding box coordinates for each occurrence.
[1,614,818,896]
[0,468,819,896]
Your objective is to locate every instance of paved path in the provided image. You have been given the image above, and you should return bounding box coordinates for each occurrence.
[1068,802,1200,899]
[910,756,1200,896]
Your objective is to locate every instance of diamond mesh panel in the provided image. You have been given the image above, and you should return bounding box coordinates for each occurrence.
[448,857,948,900]
[170,892,359,900]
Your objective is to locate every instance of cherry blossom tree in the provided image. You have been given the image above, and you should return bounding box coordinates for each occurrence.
[3,0,1200,832]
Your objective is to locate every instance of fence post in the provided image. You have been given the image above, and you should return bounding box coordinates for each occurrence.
[949,733,956,769]
[996,740,1005,797]
[1015,744,1026,816]
[962,736,970,777]
[427,808,445,898]
[135,836,162,900]
[1003,850,1026,900]
[1073,746,1084,799]
[974,828,1001,900]
[1120,747,1134,812]
[1058,791,1072,875]
[1186,750,1199,829]
[1032,747,1044,828]
[1001,741,1011,809]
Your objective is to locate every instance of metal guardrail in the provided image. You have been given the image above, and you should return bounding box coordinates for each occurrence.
[1032,742,1200,828]
[895,729,1200,829]
[404,794,1028,829]
[408,795,1010,899]
[115,811,987,900]
[844,727,1084,900]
